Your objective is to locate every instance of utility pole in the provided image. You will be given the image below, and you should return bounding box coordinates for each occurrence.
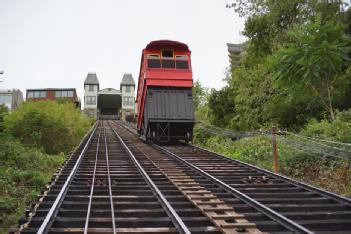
[272,126,279,173]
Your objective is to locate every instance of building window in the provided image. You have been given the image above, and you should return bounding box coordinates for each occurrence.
[86,96,96,105]
[161,50,175,69]
[123,96,134,106]
[125,86,131,93]
[56,90,74,98]
[31,91,46,98]
[176,55,189,69]
[88,85,94,91]
[27,91,46,98]
[147,52,189,70]
[147,54,161,68]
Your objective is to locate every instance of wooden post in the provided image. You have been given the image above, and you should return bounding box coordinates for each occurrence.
[272,126,279,173]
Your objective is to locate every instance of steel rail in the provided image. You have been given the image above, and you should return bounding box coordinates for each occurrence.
[84,129,102,234]
[103,126,117,234]
[109,123,191,234]
[153,144,314,234]
[37,122,98,234]
[191,143,351,206]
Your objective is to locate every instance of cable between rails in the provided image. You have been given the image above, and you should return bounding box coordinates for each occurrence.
[84,127,102,234]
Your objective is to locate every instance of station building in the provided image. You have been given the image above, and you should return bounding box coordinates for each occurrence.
[0,89,23,111]
[83,73,135,119]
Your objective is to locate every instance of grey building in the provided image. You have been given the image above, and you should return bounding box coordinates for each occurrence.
[227,43,244,69]
[0,89,23,111]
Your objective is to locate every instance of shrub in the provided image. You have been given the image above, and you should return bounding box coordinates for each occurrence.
[0,135,65,231]
[302,109,351,143]
[4,101,91,154]
[0,105,8,132]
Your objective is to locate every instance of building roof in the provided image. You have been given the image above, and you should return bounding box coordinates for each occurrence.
[227,43,243,53]
[26,88,76,92]
[145,40,189,51]
[84,73,99,85]
[120,73,135,86]
[0,89,15,94]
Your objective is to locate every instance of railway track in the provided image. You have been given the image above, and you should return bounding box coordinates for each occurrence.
[116,121,351,233]
[18,120,351,233]
[18,121,222,233]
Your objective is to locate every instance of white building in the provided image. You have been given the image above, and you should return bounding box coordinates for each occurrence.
[0,89,23,111]
[84,73,99,119]
[83,73,135,120]
[120,73,136,120]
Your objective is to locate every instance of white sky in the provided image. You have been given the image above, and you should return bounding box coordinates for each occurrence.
[0,0,245,102]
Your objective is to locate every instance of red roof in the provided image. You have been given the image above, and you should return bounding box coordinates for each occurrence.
[145,40,189,51]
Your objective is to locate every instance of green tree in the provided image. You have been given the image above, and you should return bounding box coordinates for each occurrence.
[208,87,236,128]
[192,79,206,111]
[229,64,274,129]
[229,0,346,65]
[271,19,351,120]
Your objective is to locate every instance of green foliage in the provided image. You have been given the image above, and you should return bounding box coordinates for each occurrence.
[209,1,351,131]
[207,87,236,128]
[0,135,65,232]
[271,18,351,120]
[192,79,207,111]
[230,64,274,129]
[0,105,8,132]
[302,109,351,143]
[4,101,90,154]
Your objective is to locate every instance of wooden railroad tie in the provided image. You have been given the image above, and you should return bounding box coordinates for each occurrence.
[133,143,263,234]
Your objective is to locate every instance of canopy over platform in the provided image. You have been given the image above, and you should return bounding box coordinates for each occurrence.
[97,88,121,117]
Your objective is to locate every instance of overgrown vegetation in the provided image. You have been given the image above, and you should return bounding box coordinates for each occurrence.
[4,101,90,154]
[193,0,351,196]
[0,136,65,233]
[193,128,351,196]
[0,102,91,232]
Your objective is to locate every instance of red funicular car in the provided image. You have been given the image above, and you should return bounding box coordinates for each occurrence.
[136,40,195,142]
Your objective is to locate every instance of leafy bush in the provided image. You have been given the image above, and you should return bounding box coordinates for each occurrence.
[194,128,289,171]
[0,135,65,232]
[302,109,351,143]
[4,101,90,154]
[0,105,8,132]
